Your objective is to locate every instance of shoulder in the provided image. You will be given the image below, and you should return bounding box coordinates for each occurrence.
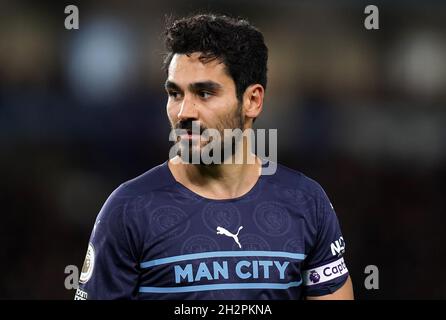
[265,162,328,201]
[97,161,174,221]
[118,161,174,196]
[264,161,335,227]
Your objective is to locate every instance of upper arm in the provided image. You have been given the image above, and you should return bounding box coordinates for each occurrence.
[75,186,140,300]
[301,184,351,299]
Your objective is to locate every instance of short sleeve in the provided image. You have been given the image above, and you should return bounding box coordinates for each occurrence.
[302,186,349,297]
[75,186,140,300]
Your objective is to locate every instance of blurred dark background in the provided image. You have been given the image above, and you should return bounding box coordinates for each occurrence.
[1,0,445,299]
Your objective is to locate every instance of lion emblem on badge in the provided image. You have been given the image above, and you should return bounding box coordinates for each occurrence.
[309,270,321,284]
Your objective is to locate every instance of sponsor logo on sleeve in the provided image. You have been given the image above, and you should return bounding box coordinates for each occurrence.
[330,236,345,257]
[303,257,348,286]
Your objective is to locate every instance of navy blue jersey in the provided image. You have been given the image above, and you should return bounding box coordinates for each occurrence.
[75,161,349,300]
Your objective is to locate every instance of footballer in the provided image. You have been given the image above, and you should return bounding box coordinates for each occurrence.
[76,13,354,300]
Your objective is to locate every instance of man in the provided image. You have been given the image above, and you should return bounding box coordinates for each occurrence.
[76,13,353,300]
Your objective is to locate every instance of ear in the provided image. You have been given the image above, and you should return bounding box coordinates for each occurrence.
[242,84,264,122]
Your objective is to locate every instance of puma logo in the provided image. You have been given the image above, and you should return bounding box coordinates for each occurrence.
[216,226,243,248]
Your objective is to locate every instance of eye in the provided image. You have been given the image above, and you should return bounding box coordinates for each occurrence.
[198,91,212,99]
[168,91,180,99]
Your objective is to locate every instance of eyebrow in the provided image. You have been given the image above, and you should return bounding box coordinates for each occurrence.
[165,80,222,93]
[189,81,222,92]
[165,80,181,91]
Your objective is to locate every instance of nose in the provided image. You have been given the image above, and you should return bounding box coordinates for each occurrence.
[177,96,198,121]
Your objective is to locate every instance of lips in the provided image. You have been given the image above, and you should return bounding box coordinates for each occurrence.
[180,130,200,140]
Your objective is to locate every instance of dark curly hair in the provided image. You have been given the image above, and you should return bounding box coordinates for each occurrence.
[163,13,268,102]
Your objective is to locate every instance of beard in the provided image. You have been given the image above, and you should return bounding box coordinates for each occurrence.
[171,103,244,165]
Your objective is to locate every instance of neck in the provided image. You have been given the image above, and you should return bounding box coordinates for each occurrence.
[168,145,262,200]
